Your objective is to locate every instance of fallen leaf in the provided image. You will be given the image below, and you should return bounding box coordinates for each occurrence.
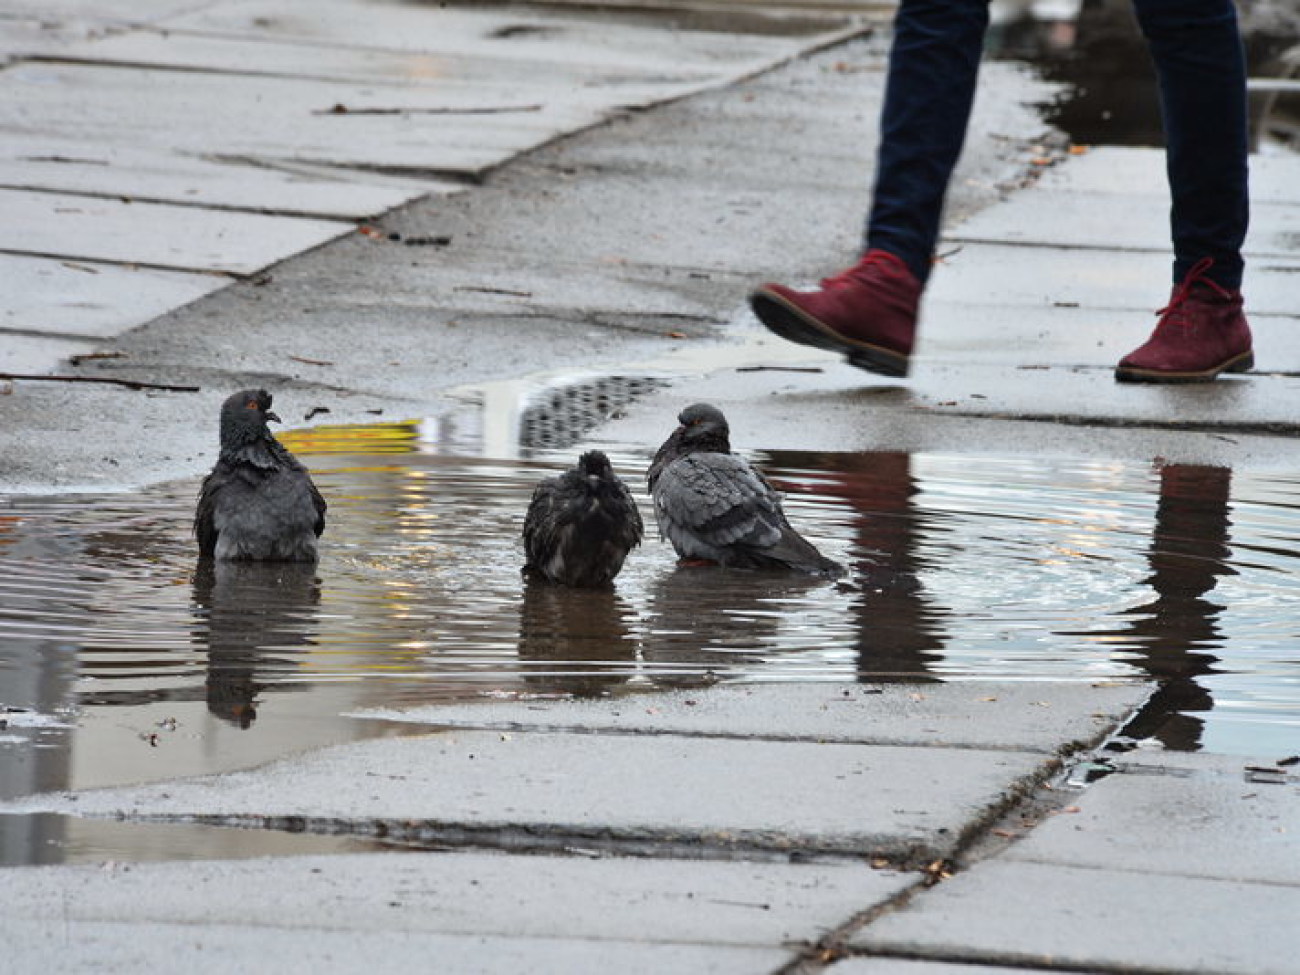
[666,330,687,339]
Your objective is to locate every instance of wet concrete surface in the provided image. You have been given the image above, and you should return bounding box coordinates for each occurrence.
[2,3,1300,973]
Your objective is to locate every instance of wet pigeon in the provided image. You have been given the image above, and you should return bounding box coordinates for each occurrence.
[647,403,844,577]
[523,450,643,587]
[194,389,326,561]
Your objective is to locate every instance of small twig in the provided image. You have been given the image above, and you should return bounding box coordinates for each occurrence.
[68,351,127,365]
[288,354,334,367]
[453,285,534,298]
[316,103,543,116]
[735,365,825,374]
[0,373,200,392]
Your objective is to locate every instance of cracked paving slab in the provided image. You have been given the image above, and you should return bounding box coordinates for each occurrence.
[1003,751,1300,885]
[849,857,1300,975]
[848,749,1300,975]
[0,847,911,973]
[0,682,1150,864]
[1,731,1050,862]
[349,681,1152,754]
[2,920,789,975]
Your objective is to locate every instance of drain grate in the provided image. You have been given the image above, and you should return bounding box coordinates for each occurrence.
[518,374,667,451]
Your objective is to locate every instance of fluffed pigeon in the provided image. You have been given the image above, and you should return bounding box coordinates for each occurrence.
[647,402,843,577]
[523,450,643,587]
[195,389,326,561]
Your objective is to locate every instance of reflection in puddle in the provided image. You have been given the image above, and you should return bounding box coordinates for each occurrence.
[989,0,1300,149]
[2,432,1300,863]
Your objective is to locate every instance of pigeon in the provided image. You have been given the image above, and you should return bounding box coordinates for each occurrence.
[523,450,643,587]
[647,403,844,577]
[195,389,326,561]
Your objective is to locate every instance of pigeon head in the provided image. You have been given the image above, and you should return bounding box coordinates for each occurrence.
[219,388,280,450]
[677,403,730,451]
[577,450,614,483]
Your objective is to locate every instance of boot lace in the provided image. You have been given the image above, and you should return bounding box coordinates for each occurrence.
[1155,257,1230,331]
[820,251,907,290]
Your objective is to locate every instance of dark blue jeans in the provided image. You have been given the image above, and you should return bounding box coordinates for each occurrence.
[865,0,1249,290]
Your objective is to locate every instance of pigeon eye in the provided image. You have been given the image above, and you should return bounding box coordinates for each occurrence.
[246,400,260,410]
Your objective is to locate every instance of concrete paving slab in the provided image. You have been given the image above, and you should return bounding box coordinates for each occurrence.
[947,189,1299,259]
[3,731,1051,861]
[352,681,1150,755]
[1,848,904,951]
[852,858,1299,975]
[61,29,726,97]
[160,0,836,73]
[0,254,227,337]
[0,333,98,374]
[925,243,1300,319]
[0,62,588,178]
[0,187,349,274]
[1110,750,1300,775]
[1002,758,1300,884]
[1037,145,1300,206]
[5,0,202,18]
[599,347,1300,450]
[918,301,1300,369]
[0,133,443,219]
[830,960,1056,975]
[1,918,788,975]
[0,16,95,64]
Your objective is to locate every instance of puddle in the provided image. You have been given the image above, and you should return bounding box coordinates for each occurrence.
[987,0,1300,149]
[3,413,1300,863]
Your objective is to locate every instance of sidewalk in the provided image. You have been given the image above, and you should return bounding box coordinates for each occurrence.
[1,2,1299,973]
[0,0,861,377]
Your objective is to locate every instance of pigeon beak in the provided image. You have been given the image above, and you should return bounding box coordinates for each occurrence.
[265,410,282,424]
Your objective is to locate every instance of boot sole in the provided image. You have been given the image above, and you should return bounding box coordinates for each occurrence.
[1114,349,1255,384]
[750,288,911,378]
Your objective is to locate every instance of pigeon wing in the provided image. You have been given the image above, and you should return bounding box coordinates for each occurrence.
[652,453,784,558]
[309,477,327,538]
[522,476,563,570]
[268,439,327,538]
[194,465,227,557]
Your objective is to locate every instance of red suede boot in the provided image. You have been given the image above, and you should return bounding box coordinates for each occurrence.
[750,249,922,378]
[1115,258,1254,383]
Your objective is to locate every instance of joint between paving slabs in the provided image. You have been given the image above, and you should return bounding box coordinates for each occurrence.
[406,719,1083,755]
[817,945,1195,975]
[774,740,1135,973]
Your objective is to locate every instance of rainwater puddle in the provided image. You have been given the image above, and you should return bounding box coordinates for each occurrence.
[2,420,1299,864]
[988,0,1300,149]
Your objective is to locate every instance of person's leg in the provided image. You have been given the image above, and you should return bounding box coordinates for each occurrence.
[867,0,991,284]
[749,0,989,377]
[1115,0,1253,382]
[1133,0,1249,289]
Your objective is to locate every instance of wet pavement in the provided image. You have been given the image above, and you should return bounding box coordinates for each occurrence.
[2,0,1300,972]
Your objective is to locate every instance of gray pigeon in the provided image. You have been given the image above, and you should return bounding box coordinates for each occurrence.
[523,450,643,587]
[195,389,326,561]
[648,403,843,577]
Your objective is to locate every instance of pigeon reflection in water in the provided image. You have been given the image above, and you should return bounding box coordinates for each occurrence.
[641,565,825,689]
[192,560,321,728]
[517,581,636,696]
[648,403,843,577]
[195,389,326,562]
